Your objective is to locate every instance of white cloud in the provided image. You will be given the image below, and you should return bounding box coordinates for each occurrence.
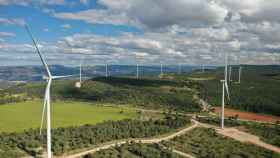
[54,0,228,29]
[0,0,66,6]
[61,24,72,29]
[1,0,280,66]
[0,32,16,37]
[43,28,49,32]
[220,0,280,23]
[80,0,88,5]
[0,18,26,26]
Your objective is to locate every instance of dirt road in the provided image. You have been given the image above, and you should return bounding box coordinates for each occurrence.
[195,120,280,154]
[60,119,280,158]
[61,121,198,158]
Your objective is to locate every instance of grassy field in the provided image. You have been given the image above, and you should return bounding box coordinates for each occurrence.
[0,100,138,133]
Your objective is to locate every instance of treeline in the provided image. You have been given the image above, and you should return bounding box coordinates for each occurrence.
[0,92,30,105]
[164,127,280,158]
[60,77,201,112]
[197,116,280,147]
[86,142,182,158]
[6,77,201,112]
[0,114,190,157]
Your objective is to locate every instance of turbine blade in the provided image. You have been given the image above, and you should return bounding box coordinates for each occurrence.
[52,74,77,79]
[225,82,230,101]
[25,24,52,77]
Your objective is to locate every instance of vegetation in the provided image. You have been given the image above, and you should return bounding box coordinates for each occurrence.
[86,142,183,158]
[0,100,137,133]
[0,92,30,105]
[5,77,201,112]
[164,127,280,158]
[0,114,190,157]
[197,116,280,147]
[189,65,280,116]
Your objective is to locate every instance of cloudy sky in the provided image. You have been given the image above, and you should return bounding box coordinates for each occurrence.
[0,0,280,66]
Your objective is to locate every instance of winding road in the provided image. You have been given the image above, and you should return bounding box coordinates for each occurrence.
[61,120,198,158]
[60,119,280,158]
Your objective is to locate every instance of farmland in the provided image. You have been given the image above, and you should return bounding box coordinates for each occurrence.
[0,100,138,133]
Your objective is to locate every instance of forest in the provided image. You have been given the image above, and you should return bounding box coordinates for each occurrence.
[163,127,280,158]
[191,65,280,116]
[0,114,190,158]
[2,77,201,112]
[86,142,182,158]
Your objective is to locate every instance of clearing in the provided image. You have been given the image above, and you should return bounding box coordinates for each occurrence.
[214,107,280,123]
[0,100,138,133]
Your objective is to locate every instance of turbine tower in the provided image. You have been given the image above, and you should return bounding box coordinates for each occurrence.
[178,63,182,75]
[135,54,144,79]
[160,63,163,75]
[136,63,139,79]
[238,66,242,84]
[105,63,109,77]
[75,59,83,88]
[26,25,74,158]
[229,66,232,82]
[220,52,230,129]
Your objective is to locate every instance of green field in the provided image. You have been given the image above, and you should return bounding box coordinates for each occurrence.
[0,100,138,133]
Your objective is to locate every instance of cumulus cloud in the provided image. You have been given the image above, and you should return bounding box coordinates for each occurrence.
[61,24,72,29]
[0,32,16,37]
[54,0,228,29]
[1,0,280,66]
[80,0,88,5]
[0,18,26,26]
[220,0,280,23]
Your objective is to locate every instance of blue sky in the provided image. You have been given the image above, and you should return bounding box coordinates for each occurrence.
[0,0,280,66]
[0,1,141,44]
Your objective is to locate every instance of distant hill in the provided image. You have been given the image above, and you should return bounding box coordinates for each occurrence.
[0,65,196,82]
[3,76,201,112]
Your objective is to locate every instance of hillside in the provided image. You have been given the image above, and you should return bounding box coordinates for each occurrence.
[2,76,201,112]
[189,65,280,116]
[0,65,195,81]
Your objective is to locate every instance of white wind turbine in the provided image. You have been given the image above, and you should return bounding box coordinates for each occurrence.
[178,63,182,75]
[105,63,109,77]
[135,54,144,79]
[160,63,163,76]
[220,51,230,129]
[25,25,74,158]
[228,65,232,82]
[75,58,84,88]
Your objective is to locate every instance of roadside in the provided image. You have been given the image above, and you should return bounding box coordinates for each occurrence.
[194,120,280,154]
[60,120,198,158]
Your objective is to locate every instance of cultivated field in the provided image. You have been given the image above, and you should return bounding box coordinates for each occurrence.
[0,100,138,133]
[214,107,280,123]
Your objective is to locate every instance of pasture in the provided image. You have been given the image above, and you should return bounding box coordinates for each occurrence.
[0,100,138,133]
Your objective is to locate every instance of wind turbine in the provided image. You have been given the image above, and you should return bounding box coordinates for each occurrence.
[135,54,144,79]
[160,63,163,76]
[25,25,74,158]
[178,63,182,75]
[75,58,83,88]
[229,66,232,82]
[238,66,242,84]
[105,63,109,77]
[220,51,230,129]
